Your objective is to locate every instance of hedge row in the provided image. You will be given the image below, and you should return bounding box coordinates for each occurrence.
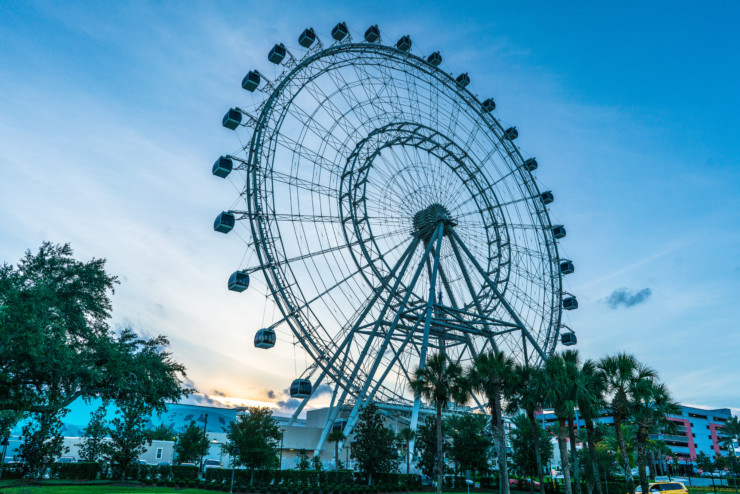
[204,470,421,488]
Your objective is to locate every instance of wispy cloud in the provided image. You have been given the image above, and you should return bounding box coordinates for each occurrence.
[606,288,652,309]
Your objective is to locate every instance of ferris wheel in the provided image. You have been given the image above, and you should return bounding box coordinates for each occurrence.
[212,22,576,451]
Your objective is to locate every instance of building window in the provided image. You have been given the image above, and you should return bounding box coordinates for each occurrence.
[156,448,163,459]
[689,413,708,420]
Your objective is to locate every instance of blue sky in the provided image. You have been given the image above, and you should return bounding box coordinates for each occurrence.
[1,1,739,415]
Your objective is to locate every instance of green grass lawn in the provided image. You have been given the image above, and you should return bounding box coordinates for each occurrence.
[0,484,203,493]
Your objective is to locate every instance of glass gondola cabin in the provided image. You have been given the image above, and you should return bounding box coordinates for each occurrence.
[241,71,260,92]
[560,260,575,275]
[563,295,578,310]
[523,158,538,171]
[504,127,518,140]
[212,156,233,178]
[456,73,470,88]
[298,28,316,48]
[561,332,577,346]
[482,98,496,113]
[228,270,250,292]
[427,51,442,66]
[332,22,348,41]
[222,109,241,130]
[396,35,412,52]
[552,225,566,239]
[214,212,235,233]
[541,190,554,204]
[290,379,312,398]
[268,44,286,64]
[364,25,380,42]
[254,328,276,349]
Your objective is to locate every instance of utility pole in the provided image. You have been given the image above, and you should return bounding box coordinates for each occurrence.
[199,414,209,477]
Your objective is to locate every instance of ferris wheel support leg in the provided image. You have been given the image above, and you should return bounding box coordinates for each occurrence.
[314,236,423,456]
[340,227,444,445]
[449,230,546,361]
[448,236,500,354]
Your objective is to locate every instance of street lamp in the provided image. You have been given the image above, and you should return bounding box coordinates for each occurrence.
[230,446,240,494]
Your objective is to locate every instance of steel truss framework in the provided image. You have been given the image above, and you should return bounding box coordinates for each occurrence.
[218,28,571,456]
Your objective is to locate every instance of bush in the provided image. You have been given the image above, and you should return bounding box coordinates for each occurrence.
[50,461,102,480]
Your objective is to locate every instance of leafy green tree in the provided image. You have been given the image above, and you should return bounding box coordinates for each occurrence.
[446,413,492,476]
[541,354,574,494]
[148,423,177,441]
[0,243,190,414]
[599,423,637,469]
[104,399,152,480]
[415,416,439,479]
[77,405,108,463]
[351,402,399,485]
[225,406,281,484]
[16,408,69,478]
[509,413,553,483]
[311,454,323,471]
[562,350,583,494]
[599,353,656,494]
[297,449,311,470]
[411,353,469,494]
[327,429,346,471]
[174,421,209,464]
[576,359,608,494]
[632,380,679,494]
[507,363,548,494]
[696,452,713,473]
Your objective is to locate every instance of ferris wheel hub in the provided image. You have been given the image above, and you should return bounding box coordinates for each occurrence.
[413,203,457,241]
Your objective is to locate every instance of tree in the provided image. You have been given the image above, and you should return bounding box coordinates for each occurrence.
[576,359,607,494]
[720,416,740,480]
[508,363,548,494]
[599,353,656,494]
[327,430,347,471]
[15,408,69,478]
[225,406,281,484]
[509,413,553,486]
[562,350,583,494]
[311,454,323,471]
[77,405,108,463]
[351,402,399,484]
[0,243,190,414]
[416,416,439,479]
[632,380,680,494]
[174,421,210,465]
[446,413,492,477]
[696,452,713,473]
[397,427,415,474]
[148,423,178,441]
[541,354,574,494]
[411,353,469,494]
[104,399,152,480]
[297,449,311,470]
[599,423,637,470]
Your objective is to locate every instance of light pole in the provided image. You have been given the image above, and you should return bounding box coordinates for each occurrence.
[199,413,209,477]
[230,446,240,494]
[0,437,9,481]
[279,429,285,472]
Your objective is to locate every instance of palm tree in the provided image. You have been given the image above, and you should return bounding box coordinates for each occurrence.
[632,379,680,494]
[468,349,516,494]
[410,352,469,494]
[398,427,415,474]
[577,359,608,494]
[562,350,583,494]
[507,363,547,494]
[599,353,656,494]
[720,416,740,484]
[327,429,346,471]
[541,354,574,494]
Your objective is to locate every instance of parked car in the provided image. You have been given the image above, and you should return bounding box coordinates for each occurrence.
[634,482,688,494]
[203,459,221,470]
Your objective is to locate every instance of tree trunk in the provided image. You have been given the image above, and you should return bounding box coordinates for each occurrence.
[648,450,656,479]
[558,416,573,494]
[436,402,443,494]
[335,442,339,471]
[527,411,546,494]
[494,387,510,494]
[614,417,635,494]
[585,418,603,494]
[636,426,649,494]
[569,416,581,494]
[407,440,411,474]
[490,399,502,494]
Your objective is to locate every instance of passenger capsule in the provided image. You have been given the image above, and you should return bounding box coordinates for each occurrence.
[228,270,250,292]
[427,52,442,66]
[212,156,233,178]
[396,35,412,52]
[563,296,578,310]
[561,332,577,346]
[241,71,260,92]
[290,379,312,398]
[552,225,566,239]
[214,211,236,233]
[364,25,380,43]
[456,73,470,88]
[268,43,286,64]
[331,22,348,41]
[254,328,276,349]
[541,191,554,205]
[222,109,242,130]
[298,28,316,48]
[559,260,575,275]
[504,127,519,140]
[482,98,496,113]
[523,158,538,171]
